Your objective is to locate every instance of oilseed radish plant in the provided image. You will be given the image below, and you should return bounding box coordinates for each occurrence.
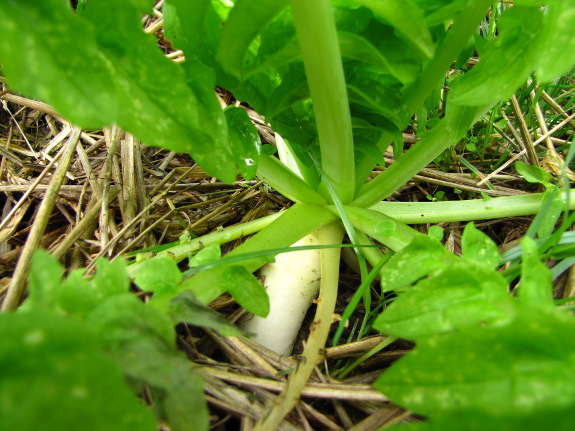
[1,0,575,430]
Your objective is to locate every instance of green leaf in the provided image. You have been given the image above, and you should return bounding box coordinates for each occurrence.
[339,32,418,84]
[0,1,118,127]
[0,311,156,431]
[379,236,454,293]
[87,294,209,431]
[535,185,564,238]
[216,0,290,76]
[82,0,236,183]
[461,222,500,269]
[222,265,270,317]
[225,107,262,180]
[25,250,64,310]
[376,309,575,416]
[189,243,222,267]
[58,269,99,316]
[449,6,543,106]
[515,160,553,184]
[387,407,575,431]
[134,256,182,295]
[374,261,512,339]
[169,291,244,336]
[89,294,175,346]
[0,0,237,183]
[163,0,218,66]
[265,67,310,120]
[354,0,434,59]
[518,237,554,308]
[93,258,130,297]
[535,1,575,82]
[427,225,444,242]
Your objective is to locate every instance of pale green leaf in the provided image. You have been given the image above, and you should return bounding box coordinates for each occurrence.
[376,309,575,415]
[216,0,290,76]
[450,7,543,106]
[379,236,454,293]
[94,258,130,297]
[0,1,118,127]
[518,237,554,308]
[461,222,500,269]
[87,294,208,431]
[0,311,157,431]
[222,265,270,317]
[354,0,434,58]
[515,160,553,184]
[535,2,575,82]
[134,256,182,295]
[169,291,244,336]
[25,250,64,310]
[189,243,222,267]
[375,261,511,339]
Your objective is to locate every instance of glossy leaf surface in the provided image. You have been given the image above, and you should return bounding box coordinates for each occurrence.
[377,309,575,416]
[0,311,156,431]
[375,261,511,339]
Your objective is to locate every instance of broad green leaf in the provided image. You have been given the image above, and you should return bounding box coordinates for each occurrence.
[87,294,208,431]
[250,31,419,85]
[354,0,434,59]
[58,269,99,316]
[216,0,290,76]
[169,291,244,336]
[427,225,444,242]
[346,65,407,128]
[223,265,270,317]
[1,0,237,182]
[461,222,500,269]
[379,236,454,293]
[134,256,182,294]
[265,67,310,119]
[376,309,575,416]
[339,32,418,84]
[93,258,130,297]
[0,311,156,431]
[163,0,233,181]
[518,237,554,308]
[189,243,222,267]
[81,0,236,183]
[449,6,543,106]
[163,0,218,66]
[387,407,575,431]
[89,294,175,347]
[535,1,575,82]
[0,1,118,127]
[25,250,64,310]
[515,160,553,184]
[225,106,261,180]
[375,261,511,339]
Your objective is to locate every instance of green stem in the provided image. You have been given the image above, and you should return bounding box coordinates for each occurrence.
[254,221,344,430]
[180,203,339,304]
[352,105,486,208]
[352,1,493,208]
[126,212,283,278]
[404,0,492,116]
[370,190,575,224]
[342,206,421,252]
[290,0,355,203]
[257,153,327,204]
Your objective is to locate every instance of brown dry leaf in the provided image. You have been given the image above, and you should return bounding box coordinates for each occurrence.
[540,148,575,182]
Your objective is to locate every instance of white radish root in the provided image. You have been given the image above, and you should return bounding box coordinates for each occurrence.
[240,232,321,356]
